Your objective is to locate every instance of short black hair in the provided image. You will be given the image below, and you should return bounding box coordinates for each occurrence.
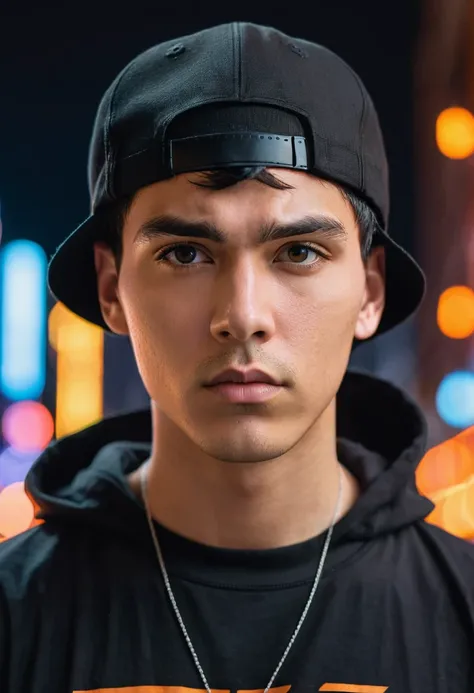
[102,167,381,268]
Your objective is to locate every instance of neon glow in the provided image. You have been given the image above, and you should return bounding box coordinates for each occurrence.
[0,240,47,400]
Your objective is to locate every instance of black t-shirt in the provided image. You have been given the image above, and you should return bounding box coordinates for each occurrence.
[1,372,474,692]
[2,490,474,692]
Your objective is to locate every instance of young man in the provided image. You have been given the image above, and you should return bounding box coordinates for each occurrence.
[1,22,473,693]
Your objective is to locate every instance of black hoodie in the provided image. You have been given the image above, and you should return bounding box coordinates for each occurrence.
[1,371,474,693]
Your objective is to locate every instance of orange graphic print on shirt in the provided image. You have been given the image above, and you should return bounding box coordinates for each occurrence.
[74,683,388,692]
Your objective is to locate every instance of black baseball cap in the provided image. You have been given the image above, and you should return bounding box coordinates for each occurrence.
[48,22,426,338]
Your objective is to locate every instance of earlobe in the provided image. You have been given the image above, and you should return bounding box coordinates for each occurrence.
[354,246,386,341]
[93,242,129,336]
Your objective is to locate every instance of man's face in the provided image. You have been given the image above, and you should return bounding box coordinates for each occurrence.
[94,169,385,463]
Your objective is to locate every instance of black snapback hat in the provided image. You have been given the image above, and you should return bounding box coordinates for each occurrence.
[48,22,425,337]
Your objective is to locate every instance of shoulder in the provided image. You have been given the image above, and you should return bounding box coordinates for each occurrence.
[0,525,66,602]
[418,520,474,556]
[416,520,474,582]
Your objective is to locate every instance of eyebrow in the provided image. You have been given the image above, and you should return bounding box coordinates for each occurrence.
[134,214,348,246]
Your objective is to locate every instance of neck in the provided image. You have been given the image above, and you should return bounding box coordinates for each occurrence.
[129,402,360,550]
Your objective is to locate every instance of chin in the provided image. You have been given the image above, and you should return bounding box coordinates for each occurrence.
[192,420,300,464]
[201,444,288,465]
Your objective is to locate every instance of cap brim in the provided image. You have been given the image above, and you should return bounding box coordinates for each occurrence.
[371,229,426,338]
[48,216,426,340]
[48,213,110,330]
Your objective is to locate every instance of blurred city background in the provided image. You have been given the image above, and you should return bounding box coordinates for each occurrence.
[1,0,474,541]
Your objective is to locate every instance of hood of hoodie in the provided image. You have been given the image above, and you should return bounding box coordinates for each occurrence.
[25,370,434,546]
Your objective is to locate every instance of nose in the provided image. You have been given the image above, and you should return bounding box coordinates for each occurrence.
[209,257,276,344]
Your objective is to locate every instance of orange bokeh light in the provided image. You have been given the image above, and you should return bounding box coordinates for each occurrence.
[0,482,34,538]
[425,476,474,540]
[2,401,54,452]
[437,285,474,339]
[416,434,474,497]
[436,107,474,159]
[420,426,474,539]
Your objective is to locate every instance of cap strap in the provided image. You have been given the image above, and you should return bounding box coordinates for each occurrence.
[169,132,308,172]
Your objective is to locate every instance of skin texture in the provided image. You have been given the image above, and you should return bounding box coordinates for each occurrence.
[94,168,386,549]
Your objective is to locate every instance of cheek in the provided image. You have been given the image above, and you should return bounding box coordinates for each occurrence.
[278,268,365,412]
[282,265,365,351]
[118,273,210,392]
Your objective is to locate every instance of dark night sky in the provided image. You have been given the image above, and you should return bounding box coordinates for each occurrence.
[0,1,420,260]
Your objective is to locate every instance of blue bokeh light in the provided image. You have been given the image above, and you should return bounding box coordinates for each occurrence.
[436,371,474,428]
[0,240,47,400]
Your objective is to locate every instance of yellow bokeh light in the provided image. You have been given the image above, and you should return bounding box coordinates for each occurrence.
[49,301,102,352]
[0,482,34,538]
[436,107,474,159]
[55,367,103,437]
[437,285,474,339]
[49,302,104,439]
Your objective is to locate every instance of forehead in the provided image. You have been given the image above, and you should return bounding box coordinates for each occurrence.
[123,168,357,241]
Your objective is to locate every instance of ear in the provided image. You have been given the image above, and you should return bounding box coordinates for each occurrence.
[354,245,386,341]
[93,242,129,336]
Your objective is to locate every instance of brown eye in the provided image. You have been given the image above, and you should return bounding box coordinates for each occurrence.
[278,243,324,265]
[172,245,197,264]
[287,245,312,263]
[156,243,209,267]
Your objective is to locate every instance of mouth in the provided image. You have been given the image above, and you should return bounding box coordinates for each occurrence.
[204,368,284,403]
[206,368,282,387]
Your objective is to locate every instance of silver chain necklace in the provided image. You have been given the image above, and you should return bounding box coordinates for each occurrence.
[140,461,343,693]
